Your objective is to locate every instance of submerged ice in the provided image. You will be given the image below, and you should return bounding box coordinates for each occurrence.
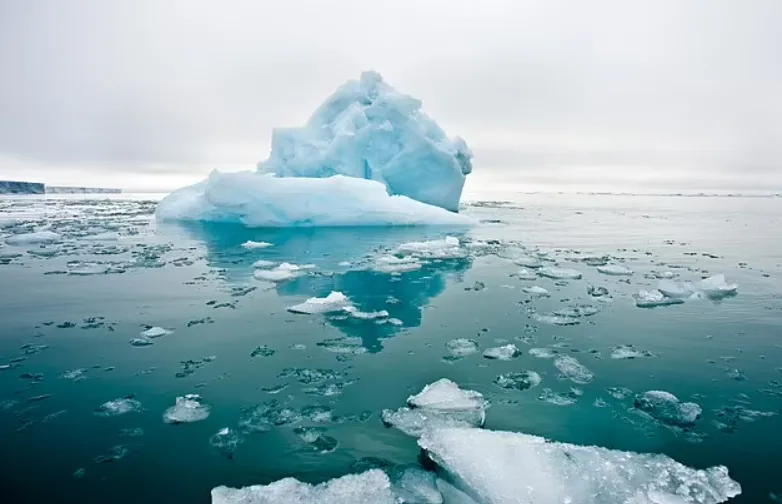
[156,71,474,227]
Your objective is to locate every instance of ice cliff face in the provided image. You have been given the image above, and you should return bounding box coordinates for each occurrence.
[259,71,472,212]
[156,71,474,228]
[0,181,44,194]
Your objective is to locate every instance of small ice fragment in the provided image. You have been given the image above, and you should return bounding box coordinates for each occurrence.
[163,394,211,424]
[483,344,520,360]
[698,274,738,299]
[72,468,86,479]
[129,337,154,347]
[210,427,243,459]
[657,280,698,299]
[95,397,142,417]
[445,338,479,359]
[554,355,595,384]
[493,371,542,390]
[390,466,444,504]
[634,390,702,427]
[250,345,276,358]
[293,427,338,453]
[513,256,543,268]
[5,231,61,246]
[288,291,353,314]
[529,347,558,359]
[252,259,276,268]
[635,290,685,308]
[253,262,306,282]
[241,240,273,249]
[610,345,656,360]
[140,326,171,338]
[372,255,423,273]
[606,387,634,400]
[93,445,130,464]
[408,379,485,412]
[343,306,390,320]
[587,285,610,298]
[119,427,144,437]
[532,313,580,326]
[597,264,633,276]
[538,388,582,406]
[397,236,464,260]
[537,267,582,280]
[523,285,550,296]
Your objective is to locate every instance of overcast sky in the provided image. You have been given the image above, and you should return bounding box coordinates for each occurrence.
[1,0,781,192]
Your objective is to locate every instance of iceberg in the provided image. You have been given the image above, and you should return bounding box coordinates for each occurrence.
[419,428,741,504]
[157,71,474,228]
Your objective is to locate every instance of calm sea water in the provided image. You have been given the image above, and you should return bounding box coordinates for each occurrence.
[0,193,780,503]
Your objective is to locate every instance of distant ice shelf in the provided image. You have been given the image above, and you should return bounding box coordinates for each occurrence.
[0,181,120,194]
[156,71,474,228]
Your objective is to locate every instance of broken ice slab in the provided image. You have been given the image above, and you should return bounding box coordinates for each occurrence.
[597,264,633,276]
[634,390,702,427]
[537,267,582,280]
[287,291,352,314]
[444,339,479,359]
[211,470,397,504]
[383,379,486,438]
[94,397,143,417]
[635,290,685,308]
[163,394,211,424]
[129,337,154,347]
[419,428,740,504]
[482,344,520,360]
[493,371,542,391]
[554,355,595,384]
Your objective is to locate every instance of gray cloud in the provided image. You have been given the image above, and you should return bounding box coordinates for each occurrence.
[1,0,780,191]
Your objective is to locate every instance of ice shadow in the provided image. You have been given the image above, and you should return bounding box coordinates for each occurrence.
[165,222,473,352]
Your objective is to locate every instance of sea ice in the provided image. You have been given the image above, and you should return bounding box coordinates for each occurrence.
[241,240,273,249]
[532,313,580,326]
[141,326,171,338]
[372,255,423,273]
[287,291,352,314]
[383,379,486,437]
[94,397,142,417]
[252,259,276,268]
[635,290,685,308]
[445,338,480,359]
[397,236,465,259]
[389,467,444,504]
[554,356,595,384]
[634,390,702,427]
[210,427,243,459]
[537,267,582,280]
[513,256,543,269]
[515,269,537,281]
[523,285,550,297]
[5,231,61,246]
[697,274,738,299]
[163,394,211,424]
[211,469,397,504]
[253,262,308,282]
[657,280,698,299]
[493,371,542,390]
[419,427,741,504]
[482,344,520,360]
[157,73,474,227]
[538,388,582,406]
[597,264,633,276]
[611,345,656,360]
[129,337,154,347]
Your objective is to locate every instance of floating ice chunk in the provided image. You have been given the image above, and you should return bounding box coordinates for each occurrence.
[587,285,610,298]
[538,388,582,406]
[163,394,211,424]
[383,379,486,437]
[597,264,633,276]
[156,173,473,228]
[493,371,542,390]
[5,231,61,246]
[293,427,338,453]
[483,344,520,360]
[635,290,685,308]
[397,236,465,259]
[554,355,595,384]
[419,428,741,504]
[253,262,308,282]
[287,291,353,314]
[67,262,108,276]
[242,240,273,249]
[515,269,537,280]
[657,280,698,299]
[532,313,580,326]
[513,256,543,269]
[372,255,423,273]
[529,348,558,359]
[95,397,142,417]
[129,337,154,347]
[611,345,656,360]
[523,285,550,297]
[141,326,171,338]
[343,306,390,320]
[634,390,702,427]
[252,259,276,268]
[211,469,397,504]
[210,428,243,459]
[537,267,582,280]
[697,274,738,299]
[606,387,634,400]
[390,467,444,504]
[445,338,480,359]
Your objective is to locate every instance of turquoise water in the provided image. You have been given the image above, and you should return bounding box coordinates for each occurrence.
[0,194,780,503]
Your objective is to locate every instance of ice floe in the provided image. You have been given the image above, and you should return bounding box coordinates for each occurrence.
[94,397,142,417]
[635,290,685,308]
[163,394,211,424]
[140,326,171,338]
[397,236,465,260]
[241,240,273,249]
[537,267,582,280]
[445,338,480,359]
[287,291,352,314]
[597,264,633,276]
[493,371,542,391]
[418,427,740,503]
[482,344,520,360]
[634,390,702,427]
[523,285,550,297]
[554,356,595,384]
[514,269,537,281]
[253,262,310,282]
[210,427,243,459]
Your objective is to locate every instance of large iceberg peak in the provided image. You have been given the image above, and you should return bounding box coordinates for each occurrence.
[258,71,473,212]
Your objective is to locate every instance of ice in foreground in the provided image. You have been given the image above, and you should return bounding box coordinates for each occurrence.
[163,394,211,424]
[156,71,474,227]
[212,469,397,504]
[419,427,741,504]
